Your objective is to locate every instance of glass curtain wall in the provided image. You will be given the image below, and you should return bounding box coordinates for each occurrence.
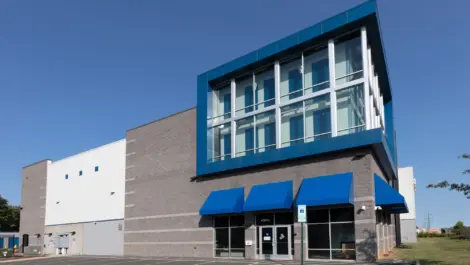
[214,215,245,257]
[207,28,378,162]
[307,207,356,260]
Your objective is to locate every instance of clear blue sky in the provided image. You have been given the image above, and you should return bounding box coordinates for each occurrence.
[1,0,469,228]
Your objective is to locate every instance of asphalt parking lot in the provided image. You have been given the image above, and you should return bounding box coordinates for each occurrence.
[0,256,382,265]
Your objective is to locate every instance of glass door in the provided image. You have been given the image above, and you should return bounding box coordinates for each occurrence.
[260,227,274,257]
[259,226,292,260]
[275,226,290,256]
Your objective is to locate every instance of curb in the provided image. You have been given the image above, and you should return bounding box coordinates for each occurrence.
[0,256,52,263]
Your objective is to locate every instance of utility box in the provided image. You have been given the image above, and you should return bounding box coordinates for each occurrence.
[57,235,69,249]
[0,248,13,258]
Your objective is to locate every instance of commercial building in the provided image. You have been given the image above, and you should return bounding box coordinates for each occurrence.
[19,1,410,262]
[398,167,417,243]
[20,140,126,256]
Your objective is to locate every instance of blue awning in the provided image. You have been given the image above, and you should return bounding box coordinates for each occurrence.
[375,174,409,214]
[296,172,354,207]
[199,187,244,215]
[243,180,293,212]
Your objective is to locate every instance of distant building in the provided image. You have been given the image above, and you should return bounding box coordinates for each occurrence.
[427,228,442,234]
[399,167,417,243]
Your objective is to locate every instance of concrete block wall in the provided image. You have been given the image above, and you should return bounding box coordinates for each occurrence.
[20,160,50,247]
[44,223,84,255]
[124,108,393,262]
[43,219,124,256]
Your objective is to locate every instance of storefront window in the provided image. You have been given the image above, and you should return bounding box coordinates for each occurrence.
[214,215,245,257]
[307,207,355,260]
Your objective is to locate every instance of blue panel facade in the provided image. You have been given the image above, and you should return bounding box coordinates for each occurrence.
[384,102,397,167]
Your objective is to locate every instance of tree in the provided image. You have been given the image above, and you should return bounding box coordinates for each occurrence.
[427,154,470,199]
[453,221,465,235]
[0,195,20,232]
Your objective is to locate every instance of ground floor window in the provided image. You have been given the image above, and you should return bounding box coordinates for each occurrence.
[307,207,355,260]
[214,215,245,257]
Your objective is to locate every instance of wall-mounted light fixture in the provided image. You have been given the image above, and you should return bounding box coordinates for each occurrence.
[110,192,115,195]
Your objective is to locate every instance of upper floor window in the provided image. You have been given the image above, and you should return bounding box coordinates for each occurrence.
[255,67,275,111]
[95,166,99,172]
[335,33,363,85]
[205,29,381,164]
[208,123,231,162]
[79,170,83,176]
[280,57,302,103]
[304,47,329,94]
[65,174,68,180]
[209,84,231,124]
[337,84,365,136]
[235,76,254,116]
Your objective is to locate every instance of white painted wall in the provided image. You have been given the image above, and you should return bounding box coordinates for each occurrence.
[45,140,126,225]
[398,167,416,220]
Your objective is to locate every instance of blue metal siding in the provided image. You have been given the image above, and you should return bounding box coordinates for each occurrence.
[384,101,396,167]
[201,128,384,176]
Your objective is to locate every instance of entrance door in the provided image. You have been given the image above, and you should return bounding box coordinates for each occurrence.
[259,226,291,260]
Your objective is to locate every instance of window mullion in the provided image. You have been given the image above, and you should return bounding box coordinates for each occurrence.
[228,217,231,256]
[328,39,337,137]
[230,79,236,159]
[361,27,371,130]
[274,61,281,149]
[328,209,332,260]
[303,101,306,142]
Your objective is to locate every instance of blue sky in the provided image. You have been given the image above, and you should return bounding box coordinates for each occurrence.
[0,0,469,228]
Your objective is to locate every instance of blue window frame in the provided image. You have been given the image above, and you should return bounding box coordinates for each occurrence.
[288,70,302,100]
[244,86,253,113]
[245,128,254,155]
[264,122,276,150]
[311,59,329,92]
[223,93,231,119]
[313,108,331,140]
[263,78,275,108]
[223,134,231,157]
[289,115,304,145]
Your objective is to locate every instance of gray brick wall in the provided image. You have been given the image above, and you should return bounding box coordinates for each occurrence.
[124,108,385,261]
[19,160,49,247]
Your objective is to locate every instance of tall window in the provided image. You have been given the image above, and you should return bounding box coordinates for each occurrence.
[210,123,231,162]
[281,102,304,147]
[255,68,275,111]
[236,117,254,157]
[255,111,276,153]
[307,207,355,260]
[236,76,254,115]
[210,85,231,123]
[304,47,329,94]
[214,215,245,257]
[305,94,331,142]
[337,84,365,136]
[335,34,363,85]
[280,58,302,102]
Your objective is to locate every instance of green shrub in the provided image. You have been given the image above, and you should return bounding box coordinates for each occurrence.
[417,232,448,238]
